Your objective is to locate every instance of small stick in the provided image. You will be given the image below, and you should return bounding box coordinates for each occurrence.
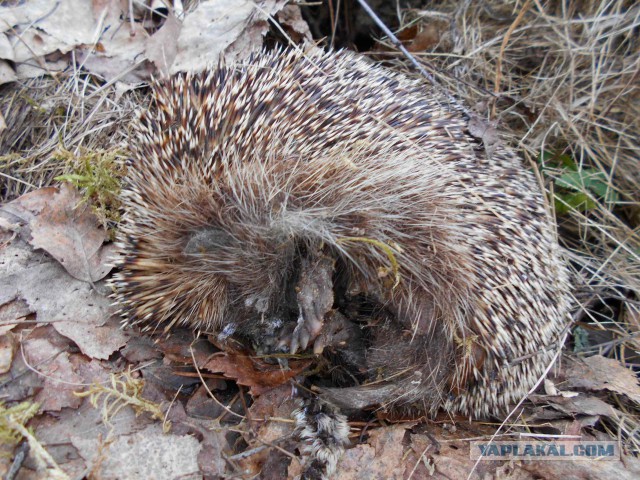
[355,0,472,117]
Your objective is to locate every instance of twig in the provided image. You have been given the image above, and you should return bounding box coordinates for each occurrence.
[355,0,472,117]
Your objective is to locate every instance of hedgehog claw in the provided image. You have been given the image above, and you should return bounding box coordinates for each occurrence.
[289,255,335,354]
[290,315,322,354]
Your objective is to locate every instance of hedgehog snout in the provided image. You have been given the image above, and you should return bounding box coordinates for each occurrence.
[183,224,338,353]
[242,249,337,355]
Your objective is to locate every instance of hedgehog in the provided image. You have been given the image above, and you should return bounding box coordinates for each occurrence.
[113,47,570,475]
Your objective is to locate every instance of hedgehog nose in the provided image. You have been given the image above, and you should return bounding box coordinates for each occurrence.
[288,255,335,354]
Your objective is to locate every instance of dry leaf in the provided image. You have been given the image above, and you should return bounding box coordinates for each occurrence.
[74,424,202,480]
[276,4,313,43]
[0,330,16,375]
[0,342,43,403]
[0,0,96,83]
[3,185,114,283]
[170,0,287,73]
[204,351,311,396]
[240,385,298,478]
[0,236,127,359]
[0,298,31,335]
[28,394,152,478]
[564,355,640,405]
[323,424,409,480]
[145,12,181,77]
[22,326,83,412]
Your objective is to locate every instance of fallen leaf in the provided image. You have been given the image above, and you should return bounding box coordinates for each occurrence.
[185,380,229,419]
[171,0,287,74]
[564,355,640,405]
[29,392,152,478]
[0,235,127,359]
[22,325,83,412]
[0,343,43,402]
[321,424,409,480]
[204,351,312,395]
[3,185,114,282]
[30,184,113,282]
[468,114,500,148]
[240,385,298,477]
[0,298,31,335]
[0,330,16,374]
[276,4,313,43]
[0,60,15,85]
[74,424,202,480]
[145,12,181,78]
[120,334,163,363]
[156,328,217,365]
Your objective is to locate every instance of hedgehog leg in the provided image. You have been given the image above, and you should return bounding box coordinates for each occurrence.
[288,255,335,354]
[322,312,456,412]
[293,397,350,480]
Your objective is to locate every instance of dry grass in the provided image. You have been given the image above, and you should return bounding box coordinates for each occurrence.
[0,72,144,200]
[374,0,639,349]
[373,0,639,453]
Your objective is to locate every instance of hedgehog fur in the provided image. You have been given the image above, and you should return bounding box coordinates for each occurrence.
[113,48,571,421]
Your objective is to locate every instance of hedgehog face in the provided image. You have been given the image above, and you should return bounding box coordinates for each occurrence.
[178,177,337,353]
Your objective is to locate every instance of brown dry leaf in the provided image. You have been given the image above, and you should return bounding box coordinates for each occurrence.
[156,329,217,365]
[0,235,127,359]
[276,4,313,43]
[78,2,150,84]
[0,298,31,335]
[194,422,229,478]
[185,381,228,419]
[407,26,441,51]
[468,114,500,149]
[145,12,181,78]
[22,325,83,412]
[239,385,298,477]
[544,394,616,417]
[0,60,16,84]
[3,185,114,282]
[0,1,95,58]
[404,421,640,480]
[406,430,478,479]
[204,352,312,396]
[120,335,163,364]
[28,184,112,282]
[73,424,202,480]
[1,185,56,226]
[140,380,229,478]
[0,32,12,57]
[0,0,96,83]
[28,391,153,479]
[517,456,640,480]
[141,359,202,395]
[0,330,16,374]
[0,341,43,403]
[1,0,300,85]
[54,314,128,361]
[322,424,409,480]
[170,0,288,74]
[564,355,640,405]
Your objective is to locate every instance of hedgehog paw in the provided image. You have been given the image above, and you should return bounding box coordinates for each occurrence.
[289,255,335,354]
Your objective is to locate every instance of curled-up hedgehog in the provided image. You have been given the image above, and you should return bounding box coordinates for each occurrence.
[112,48,571,477]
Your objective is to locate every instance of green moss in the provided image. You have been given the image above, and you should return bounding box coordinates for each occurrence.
[0,401,39,454]
[54,147,127,239]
